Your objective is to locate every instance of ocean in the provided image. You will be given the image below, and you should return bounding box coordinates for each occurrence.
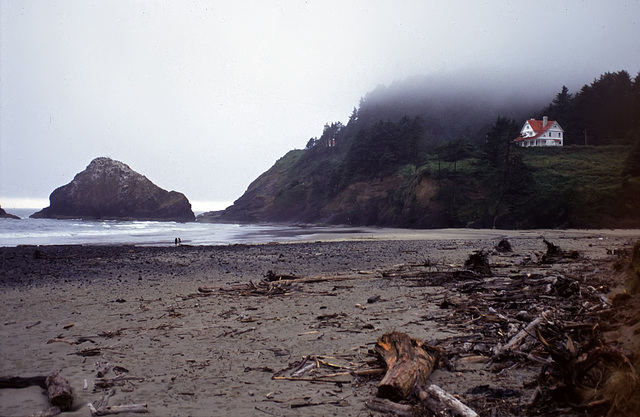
[0,209,372,247]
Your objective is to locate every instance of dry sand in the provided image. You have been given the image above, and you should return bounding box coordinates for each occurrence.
[1,229,639,417]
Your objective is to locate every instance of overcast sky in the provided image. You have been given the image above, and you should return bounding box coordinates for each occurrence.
[2,1,639,211]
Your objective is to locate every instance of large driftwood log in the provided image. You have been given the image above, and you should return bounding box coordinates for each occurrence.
[45,373,73,411]
[0,373,72,417]
[374,332,438,401]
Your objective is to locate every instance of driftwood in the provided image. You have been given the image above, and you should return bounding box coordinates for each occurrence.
[96,361,111,378]
[416,384,479,417]
[493,310,552,358]
[495,238,513,253]
[542,238,580,263]
[372,332,480,416]
[45,373,73,411]
[88,403,149,416]
[367,383,480,417]
[88,388,148,416]
[374,332,439,401]
[365,397,414,416]
[464,251,492,276]
[0,373,72,416]
[195,272,377,297]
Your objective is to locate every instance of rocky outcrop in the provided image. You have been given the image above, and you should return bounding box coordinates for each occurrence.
[0,205,20,219]
[31,157,195,222]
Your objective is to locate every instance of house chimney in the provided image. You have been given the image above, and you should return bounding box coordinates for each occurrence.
[543,116,548,127]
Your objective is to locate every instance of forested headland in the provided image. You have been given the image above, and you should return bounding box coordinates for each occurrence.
[201,70,640,229]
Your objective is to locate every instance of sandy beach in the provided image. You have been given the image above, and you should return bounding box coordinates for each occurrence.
[1,229,639,417]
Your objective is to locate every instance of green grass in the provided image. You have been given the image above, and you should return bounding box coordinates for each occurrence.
[419,145,638,228]
[521,145,636,227]
[522,145,629,178]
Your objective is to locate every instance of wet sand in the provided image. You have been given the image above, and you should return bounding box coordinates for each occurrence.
[1,229,639,416]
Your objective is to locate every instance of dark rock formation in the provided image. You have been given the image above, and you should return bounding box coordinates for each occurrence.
[31,157,195,222]
[0,205,20,219]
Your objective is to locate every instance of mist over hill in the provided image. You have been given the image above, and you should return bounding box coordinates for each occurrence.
[200,70,640,229]
[354,72,553,143]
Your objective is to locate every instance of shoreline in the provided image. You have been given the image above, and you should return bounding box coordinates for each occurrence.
[2,222,639,248]
[1,231,639,416]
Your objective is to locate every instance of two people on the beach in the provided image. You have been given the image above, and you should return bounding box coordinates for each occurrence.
[174,237,182,246]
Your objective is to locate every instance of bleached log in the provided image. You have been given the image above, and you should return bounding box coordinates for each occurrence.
[365,397,414,417]
[416,384,479,417]
[88,387,148,415]
[88,403,148,415]
[291,361,316,378]
[493,310,552,357]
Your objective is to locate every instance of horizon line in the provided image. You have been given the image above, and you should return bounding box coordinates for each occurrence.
[0,197,232,213]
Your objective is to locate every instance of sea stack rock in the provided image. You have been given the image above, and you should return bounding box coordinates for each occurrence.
[0,205,20,219]
[31,157,195,222]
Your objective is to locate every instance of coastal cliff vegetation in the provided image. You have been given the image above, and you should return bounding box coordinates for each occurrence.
[203,70,640,229]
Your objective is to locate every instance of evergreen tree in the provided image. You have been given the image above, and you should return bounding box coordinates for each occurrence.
[631,72,640,134]
[438,138,473,211]
[544,85,573,123]
[568,71,634,144]
[481,117,533,227]
[481,116,520,167]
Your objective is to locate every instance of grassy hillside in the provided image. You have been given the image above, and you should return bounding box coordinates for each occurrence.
[203,143,640,229]
[522,146,640,227]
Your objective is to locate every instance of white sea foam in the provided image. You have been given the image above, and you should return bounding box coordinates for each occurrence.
[0,210,370,247]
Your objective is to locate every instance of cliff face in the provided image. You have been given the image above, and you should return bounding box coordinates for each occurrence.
[199,145,640,229]
[31,157,195,222]
[198,150,449,227]
[211,150,311,223]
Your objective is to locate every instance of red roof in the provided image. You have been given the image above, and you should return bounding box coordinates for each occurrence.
[513,119,562,142]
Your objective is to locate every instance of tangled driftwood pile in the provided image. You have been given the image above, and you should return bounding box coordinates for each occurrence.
[233,238,640,416]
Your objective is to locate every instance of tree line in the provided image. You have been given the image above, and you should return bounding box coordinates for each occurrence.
[540,70,640,146]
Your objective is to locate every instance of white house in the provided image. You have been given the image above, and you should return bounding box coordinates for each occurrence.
[514,117,564,147]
